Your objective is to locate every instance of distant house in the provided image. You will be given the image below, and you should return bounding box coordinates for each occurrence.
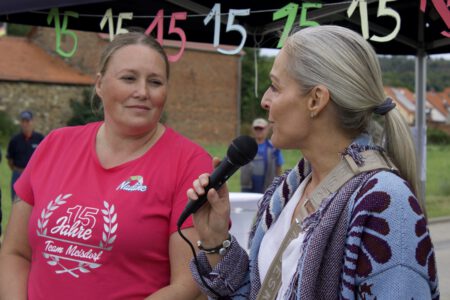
[439,87,450,123]
[384,86,450,126]
[1,26,243,144]
[0,35,94,133]
[442,88,450,106]
[384,86,416,124]
[426,91,448,124]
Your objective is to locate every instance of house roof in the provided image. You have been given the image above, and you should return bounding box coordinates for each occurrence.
[441,88,450,106]
[383,86,450,122]
[384,86,415,114]
[427,91,449,117]
[0,36,94,85]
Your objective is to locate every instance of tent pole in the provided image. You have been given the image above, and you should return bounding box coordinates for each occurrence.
[415,50,427,216]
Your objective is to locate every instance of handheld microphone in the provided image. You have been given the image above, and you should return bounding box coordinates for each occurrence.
[177,135,258,228]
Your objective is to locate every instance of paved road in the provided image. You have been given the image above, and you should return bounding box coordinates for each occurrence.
[429,219,450,299]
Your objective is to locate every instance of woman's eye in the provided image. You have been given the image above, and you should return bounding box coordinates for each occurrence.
[121,76,135,81]
[149,80,162,86]
[269,84,277,92]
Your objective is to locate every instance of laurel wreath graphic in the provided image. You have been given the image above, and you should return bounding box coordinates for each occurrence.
[99,200,118,250]
[37,194,72,236]
[42,253,101,278]
[38,195,118,277]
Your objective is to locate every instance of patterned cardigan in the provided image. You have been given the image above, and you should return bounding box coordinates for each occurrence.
[191,145,440,300]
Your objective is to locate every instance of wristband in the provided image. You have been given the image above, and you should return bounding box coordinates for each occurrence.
[197,234,232,256]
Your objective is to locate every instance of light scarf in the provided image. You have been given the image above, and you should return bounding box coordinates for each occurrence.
[247,141,384,299]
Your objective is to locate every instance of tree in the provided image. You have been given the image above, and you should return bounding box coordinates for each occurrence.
[379,55,450,92]
[240,48,274,127]
[67,89,103,126]
[0,111,18,144]
[6,23,32,36]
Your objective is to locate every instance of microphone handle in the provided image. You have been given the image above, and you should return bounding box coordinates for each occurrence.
[177,160,240,227]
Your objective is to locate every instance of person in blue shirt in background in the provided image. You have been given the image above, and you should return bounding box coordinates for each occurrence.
[241,118,284,193]
[6,110,44,201]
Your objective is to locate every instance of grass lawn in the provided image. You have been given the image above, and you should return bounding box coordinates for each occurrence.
[425,145,450,218]
[1,144,449,234]
[1,149,11,236]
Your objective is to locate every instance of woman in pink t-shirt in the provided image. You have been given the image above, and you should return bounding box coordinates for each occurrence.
[0,31,211,300]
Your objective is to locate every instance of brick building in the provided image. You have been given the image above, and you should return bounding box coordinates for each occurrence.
[0,36,94,133]
[0,27,243,144]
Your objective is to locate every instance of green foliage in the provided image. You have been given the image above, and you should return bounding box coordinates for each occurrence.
[6,23,32,36]
[1,145,11,233]
[240,48,274,129]
[427,127,450,145]
[379,56,416,91]
[0,111,18,144]
[160,111,168,124]
[379,55,450,91]
[67,89,103,126]
[428,58,450,91]
[426,145,450,200]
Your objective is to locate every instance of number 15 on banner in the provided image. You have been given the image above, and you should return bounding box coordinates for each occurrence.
[273,2,322,48]
[100,8,133,42]
[203,4,250,55]
[347,0,401,42]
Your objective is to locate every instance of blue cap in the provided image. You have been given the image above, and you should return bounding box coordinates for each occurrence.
[20,110,33,120]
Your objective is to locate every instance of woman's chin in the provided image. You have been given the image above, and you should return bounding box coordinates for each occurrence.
[120,120,155,135]
[271,135,281,148]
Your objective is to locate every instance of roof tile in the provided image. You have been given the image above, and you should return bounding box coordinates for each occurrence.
[0,36,94,85]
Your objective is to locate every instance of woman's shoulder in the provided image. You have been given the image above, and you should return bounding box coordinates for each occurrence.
[348,169,431,266]
[47,122,100,138]
[346,170,437,296]
[39,122,100,151]
[350,170,422,220]
[357,170,414,200]
[162,127,209,156]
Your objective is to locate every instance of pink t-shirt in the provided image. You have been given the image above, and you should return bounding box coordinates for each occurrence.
[15,122,212,300]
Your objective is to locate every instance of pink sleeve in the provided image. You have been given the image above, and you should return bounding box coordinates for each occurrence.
[170,150,212,233]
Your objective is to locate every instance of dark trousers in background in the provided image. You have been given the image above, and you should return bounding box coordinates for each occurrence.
[11,170,22,202]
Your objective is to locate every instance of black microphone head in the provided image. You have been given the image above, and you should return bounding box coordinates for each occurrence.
[227,135,258,166]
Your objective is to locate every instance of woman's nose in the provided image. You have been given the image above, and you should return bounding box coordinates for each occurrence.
[261,91,271,111]
[135,80,149,99]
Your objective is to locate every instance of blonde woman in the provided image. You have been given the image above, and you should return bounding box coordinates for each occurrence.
[188,26,439,299]
[0,32,210,300]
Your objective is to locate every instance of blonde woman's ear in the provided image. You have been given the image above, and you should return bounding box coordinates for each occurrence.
[309,85,330,115]
[95,73,103,99]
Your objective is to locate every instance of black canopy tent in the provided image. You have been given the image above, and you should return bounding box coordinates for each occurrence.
[1,0,449,204]
[0,0,449,54]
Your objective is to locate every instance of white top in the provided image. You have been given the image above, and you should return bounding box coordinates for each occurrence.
[258,174,311,299]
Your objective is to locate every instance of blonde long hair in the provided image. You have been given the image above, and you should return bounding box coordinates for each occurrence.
[284,25,419,203]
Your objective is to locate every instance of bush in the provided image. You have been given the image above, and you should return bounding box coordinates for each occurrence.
[67,89,103,126]
[427,127,450,145]
[6,23,32,36]
[0,111,18,144]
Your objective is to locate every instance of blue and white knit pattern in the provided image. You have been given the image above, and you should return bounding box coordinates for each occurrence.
[190,135,439,300]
